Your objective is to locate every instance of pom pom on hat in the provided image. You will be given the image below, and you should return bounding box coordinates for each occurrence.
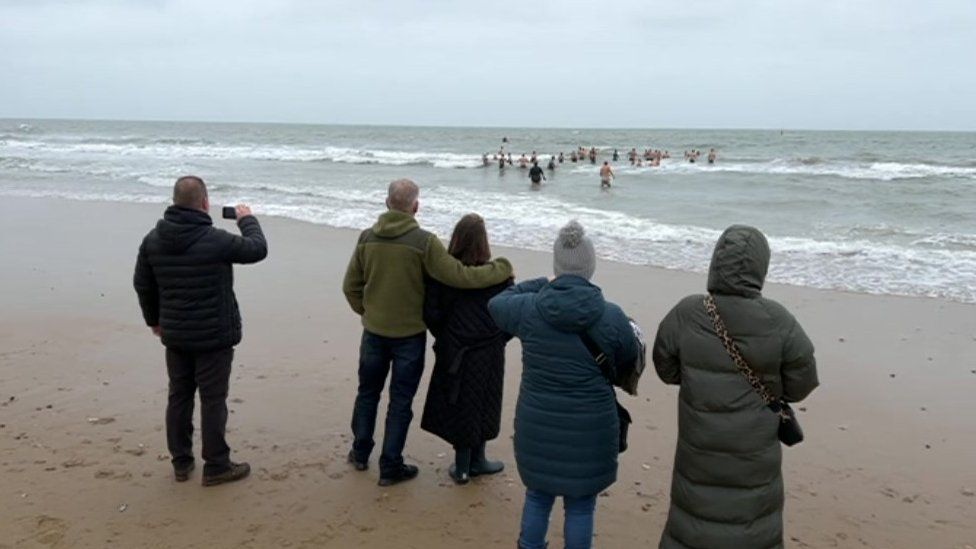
[553,220,596,280]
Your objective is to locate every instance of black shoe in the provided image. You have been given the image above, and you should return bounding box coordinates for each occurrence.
[173,460,195,482]
[202,462,251,487]
[347,450,368,472]
[448,464,470,485]
[377,464,419,487]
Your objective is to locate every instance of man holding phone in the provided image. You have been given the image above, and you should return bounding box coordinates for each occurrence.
[134,175,268,486]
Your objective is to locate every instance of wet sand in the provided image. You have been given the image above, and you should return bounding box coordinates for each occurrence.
[0,197,974,548]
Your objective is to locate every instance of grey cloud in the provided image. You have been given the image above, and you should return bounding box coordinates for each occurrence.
[0,0,974,129]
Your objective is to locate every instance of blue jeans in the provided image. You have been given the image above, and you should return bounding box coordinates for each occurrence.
[350,330,426,476]
[519,488,597,549]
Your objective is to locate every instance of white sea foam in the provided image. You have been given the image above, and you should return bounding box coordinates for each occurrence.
[3,184,973,302]
[1,138,482,168]
[5,135,976,179]
[571,158,976,181]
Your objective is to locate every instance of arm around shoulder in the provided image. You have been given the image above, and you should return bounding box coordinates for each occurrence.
[423,235,513,289]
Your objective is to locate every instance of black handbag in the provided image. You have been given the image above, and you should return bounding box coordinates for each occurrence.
[579,332,632,453]
[703,295,804,447]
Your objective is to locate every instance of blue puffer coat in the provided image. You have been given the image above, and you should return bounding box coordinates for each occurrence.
[489,275,638,498]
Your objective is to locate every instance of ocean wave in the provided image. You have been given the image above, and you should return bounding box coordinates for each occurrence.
[3,185,973,302]
[0,138,482,168]
[5,134,976,179]
[571,158,976,180]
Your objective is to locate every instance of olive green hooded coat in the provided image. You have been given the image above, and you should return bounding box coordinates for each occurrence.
[653,225,819,549]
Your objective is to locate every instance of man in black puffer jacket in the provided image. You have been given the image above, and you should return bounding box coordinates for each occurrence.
[134,175,267,487]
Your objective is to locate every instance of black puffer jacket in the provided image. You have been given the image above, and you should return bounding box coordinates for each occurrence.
[134,206,268,352]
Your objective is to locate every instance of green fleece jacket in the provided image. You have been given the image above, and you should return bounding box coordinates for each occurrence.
[342,210,514,338]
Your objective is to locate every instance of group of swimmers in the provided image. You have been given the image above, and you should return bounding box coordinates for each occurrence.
[479,143,720,188]
[684,149,717,164]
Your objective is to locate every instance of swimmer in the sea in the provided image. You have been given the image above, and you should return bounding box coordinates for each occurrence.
[547,156,556,171]
[589,147,597,164]
[599,161,614,188]
[612,149,619,162]
[558,152,564,163]
[518,154,529,169]
[707,149,716,164]
[529,161,546,185]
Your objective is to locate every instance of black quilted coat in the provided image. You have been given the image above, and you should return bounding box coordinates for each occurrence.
[133,206,268,352]
[420,278,512,448]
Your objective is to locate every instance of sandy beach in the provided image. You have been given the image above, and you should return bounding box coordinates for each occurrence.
[0,196,974,549]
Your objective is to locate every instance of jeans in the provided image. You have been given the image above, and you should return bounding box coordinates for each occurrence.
[350,330,426,476]
[518,488,597,549]
[165,347,234,475]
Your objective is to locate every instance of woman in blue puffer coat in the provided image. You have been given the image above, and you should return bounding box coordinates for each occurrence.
[489,220,638,549]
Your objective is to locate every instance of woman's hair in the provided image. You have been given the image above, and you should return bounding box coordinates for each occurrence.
[448,213,491,266]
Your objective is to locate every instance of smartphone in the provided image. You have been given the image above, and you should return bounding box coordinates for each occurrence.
[222,206,236,220]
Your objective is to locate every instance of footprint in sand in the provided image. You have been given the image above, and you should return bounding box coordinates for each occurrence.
[124,445,146,457]
[94,470,133,481]
[17,515,68,547]
[61,458,93,469]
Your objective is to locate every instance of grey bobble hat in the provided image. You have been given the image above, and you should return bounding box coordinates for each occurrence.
[553,220,596,280]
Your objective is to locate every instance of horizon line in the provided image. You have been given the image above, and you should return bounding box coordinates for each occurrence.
[2,115,974,134]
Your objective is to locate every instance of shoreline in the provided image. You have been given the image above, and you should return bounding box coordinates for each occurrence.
[7,195,970,308]
[1,196,974,548]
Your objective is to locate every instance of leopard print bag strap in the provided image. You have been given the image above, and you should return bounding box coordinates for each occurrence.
[703,294,776,405]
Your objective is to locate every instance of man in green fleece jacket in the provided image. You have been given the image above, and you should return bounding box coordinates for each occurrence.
[342,179,513,486]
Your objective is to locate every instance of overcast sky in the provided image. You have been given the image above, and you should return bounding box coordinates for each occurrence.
[1,0,974,130]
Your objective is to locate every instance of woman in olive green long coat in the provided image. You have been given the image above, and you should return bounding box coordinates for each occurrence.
[653,225,819,549]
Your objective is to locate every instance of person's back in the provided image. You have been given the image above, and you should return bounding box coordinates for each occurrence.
[529,162,544,184]
[137,201,267,352]
[489,221,637,549]
[653,225,818,549]
[134,175,267,487]
[599,161,614,188]
[421,214,512,485]
[342,179,513,486]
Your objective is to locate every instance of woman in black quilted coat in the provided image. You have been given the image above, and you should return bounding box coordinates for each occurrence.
[421,214,513,485]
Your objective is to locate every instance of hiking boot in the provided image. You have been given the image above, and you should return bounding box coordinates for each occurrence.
[173,460,195,482]
[448,463,470,485]
[347,450,368,472]
[202,462,251,487]
[377,464,419,487]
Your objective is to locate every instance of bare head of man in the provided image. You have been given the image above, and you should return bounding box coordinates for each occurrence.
[386,178,419,214]
[173,175,209,212]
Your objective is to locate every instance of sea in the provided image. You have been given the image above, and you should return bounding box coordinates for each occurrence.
[1,119,974,303]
